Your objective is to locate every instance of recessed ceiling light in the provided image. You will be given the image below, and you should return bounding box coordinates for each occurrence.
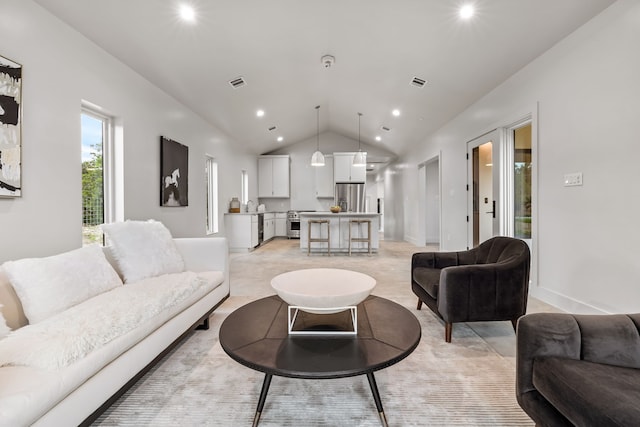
[460,4,474,19]
[392,109,400,117]
[256,110,265,117]
[375,136,382,141]
[179,4,196,22]
[277,136,284,142]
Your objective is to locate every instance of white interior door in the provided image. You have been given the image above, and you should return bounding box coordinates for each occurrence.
[467,129,501,248]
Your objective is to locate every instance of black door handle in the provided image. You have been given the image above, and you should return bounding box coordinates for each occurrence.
[485,200,496,218]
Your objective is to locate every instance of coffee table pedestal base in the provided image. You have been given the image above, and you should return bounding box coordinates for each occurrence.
[287,305,358,335]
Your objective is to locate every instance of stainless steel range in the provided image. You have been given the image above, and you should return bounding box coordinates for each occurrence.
[286,210,315,238]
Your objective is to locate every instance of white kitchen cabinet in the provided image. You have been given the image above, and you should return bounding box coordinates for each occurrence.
[275,212,287,236]
[258,155,290,198]
[263,213,275,241]
[258,158,272,197]
[314,154,334,198]
[333,152,366,183]
[224,214,259,251]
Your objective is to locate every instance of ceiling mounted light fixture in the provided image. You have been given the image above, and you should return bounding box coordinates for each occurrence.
[311,105,325,167]
[353,112,366,167]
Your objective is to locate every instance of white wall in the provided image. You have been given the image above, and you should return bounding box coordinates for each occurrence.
[388,0,640,313]
[365,175,378,213]
[0,1,257,263]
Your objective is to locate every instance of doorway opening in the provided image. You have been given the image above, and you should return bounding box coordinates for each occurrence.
[418,155,441,247]
[467,129,500,249]
[472,142,494,247]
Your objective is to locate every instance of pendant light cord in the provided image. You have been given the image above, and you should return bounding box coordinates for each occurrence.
[352,112,365,166]
[316,105,320,150]
[358,112,362,151]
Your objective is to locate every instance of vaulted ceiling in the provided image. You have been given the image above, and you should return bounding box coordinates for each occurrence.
[34,0,615,158]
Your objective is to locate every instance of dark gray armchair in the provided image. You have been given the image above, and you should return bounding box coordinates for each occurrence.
[411,236,530,342]
[517,313,640,426]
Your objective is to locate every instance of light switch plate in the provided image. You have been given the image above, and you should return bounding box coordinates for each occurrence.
[564,172,583,186]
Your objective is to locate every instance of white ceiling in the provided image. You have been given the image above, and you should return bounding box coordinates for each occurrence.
[34,0,615,158]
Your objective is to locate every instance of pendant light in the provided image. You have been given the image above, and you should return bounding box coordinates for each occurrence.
[353,112,366,167]
[311,105,325,167]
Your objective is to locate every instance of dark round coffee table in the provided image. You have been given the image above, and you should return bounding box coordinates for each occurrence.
[219,295,421,426]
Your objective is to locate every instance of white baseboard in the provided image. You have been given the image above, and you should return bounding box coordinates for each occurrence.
[529,285,607,314]
[404,235,420,247]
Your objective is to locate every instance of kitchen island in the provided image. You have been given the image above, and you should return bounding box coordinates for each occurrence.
[299,212,381,254]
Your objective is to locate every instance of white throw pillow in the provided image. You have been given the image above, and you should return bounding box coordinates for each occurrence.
[101,220,185,283]
[0,306,10,339]
[2,245,123,324]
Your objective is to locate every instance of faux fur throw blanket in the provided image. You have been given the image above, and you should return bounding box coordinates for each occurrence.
[0,272,207,370]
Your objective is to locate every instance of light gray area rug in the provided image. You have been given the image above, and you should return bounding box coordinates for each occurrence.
[94,238,540,426]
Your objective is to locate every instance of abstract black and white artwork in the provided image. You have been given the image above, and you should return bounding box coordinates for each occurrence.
[160,136,188,206]
[0,55,22,197]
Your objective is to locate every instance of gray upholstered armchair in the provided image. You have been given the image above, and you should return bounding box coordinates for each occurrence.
[411,236,530,342]
[517,313,640,426]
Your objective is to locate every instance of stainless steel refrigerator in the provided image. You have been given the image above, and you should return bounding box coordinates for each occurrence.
[335,182,366,212]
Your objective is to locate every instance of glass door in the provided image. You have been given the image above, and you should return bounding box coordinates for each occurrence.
[513,123,532,244]
[466,115,536,283]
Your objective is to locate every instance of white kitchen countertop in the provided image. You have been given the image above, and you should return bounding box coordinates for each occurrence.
[223,211,287,215]
[298,212,381,217]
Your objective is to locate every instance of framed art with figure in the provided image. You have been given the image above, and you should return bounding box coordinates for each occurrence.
[0,54,22,197]
[160,136,188,206]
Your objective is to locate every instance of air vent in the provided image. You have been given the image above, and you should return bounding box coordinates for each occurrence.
[228,76,246,89]
[411,77,427,88]
[381,126,391,132]
[268,126,276,131]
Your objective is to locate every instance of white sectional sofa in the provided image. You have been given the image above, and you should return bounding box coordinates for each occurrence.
[0,220,229,426]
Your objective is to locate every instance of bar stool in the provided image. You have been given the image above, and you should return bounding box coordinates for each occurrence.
[308,219,330,256]
[348,219,372,255]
